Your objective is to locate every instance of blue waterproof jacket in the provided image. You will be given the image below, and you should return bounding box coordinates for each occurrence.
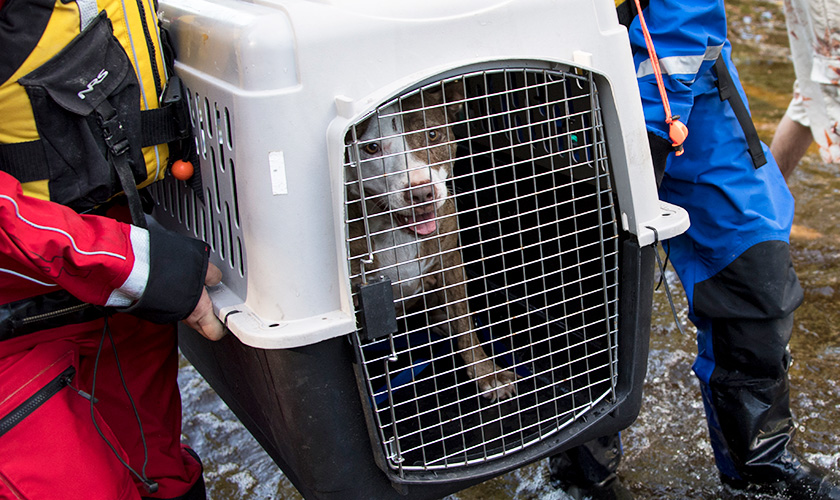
[623,0,795,309]
[627,0,727,142]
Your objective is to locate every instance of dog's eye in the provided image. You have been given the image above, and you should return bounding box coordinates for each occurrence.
[362,143,380,155]
[428,130,439,142]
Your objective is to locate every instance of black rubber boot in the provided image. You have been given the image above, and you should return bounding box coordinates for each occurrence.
[692,242,840,499]
[549,433,633,500]
[720,449,840,500]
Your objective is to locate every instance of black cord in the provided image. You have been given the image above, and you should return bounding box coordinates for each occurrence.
[89,317,159,493]
[654,240,672,291]
[646,227,686,336]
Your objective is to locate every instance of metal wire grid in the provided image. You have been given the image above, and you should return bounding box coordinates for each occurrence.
[344,68,620,477]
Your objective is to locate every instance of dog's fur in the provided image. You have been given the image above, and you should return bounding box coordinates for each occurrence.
[346,84,516,401]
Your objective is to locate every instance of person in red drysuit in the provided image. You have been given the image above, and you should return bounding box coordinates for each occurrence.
[0,168,225,499]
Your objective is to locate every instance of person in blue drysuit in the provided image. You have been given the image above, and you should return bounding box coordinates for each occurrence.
[549,1,840,499]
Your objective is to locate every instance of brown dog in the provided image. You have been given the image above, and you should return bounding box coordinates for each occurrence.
[345,83,517,401]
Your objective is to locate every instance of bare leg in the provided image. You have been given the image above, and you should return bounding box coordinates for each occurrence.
[770,114,814,180]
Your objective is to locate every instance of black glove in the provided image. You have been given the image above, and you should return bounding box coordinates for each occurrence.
[120,223,210,324]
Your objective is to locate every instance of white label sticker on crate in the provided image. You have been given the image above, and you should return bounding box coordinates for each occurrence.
[269,151,288,195]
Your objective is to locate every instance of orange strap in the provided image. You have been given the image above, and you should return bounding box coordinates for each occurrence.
[632,0,688,155]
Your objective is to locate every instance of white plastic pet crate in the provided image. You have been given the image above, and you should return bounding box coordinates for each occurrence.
[153,0,689,497]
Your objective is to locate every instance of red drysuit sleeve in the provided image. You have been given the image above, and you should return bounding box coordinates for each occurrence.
[0,170,143,306]
[0,171,210,323]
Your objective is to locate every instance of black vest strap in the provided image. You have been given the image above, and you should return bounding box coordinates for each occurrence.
[0,103,190,184]
[141,106,183,146]
[713,55,767,169]
[94,99,148,228]
[0,140,49,182]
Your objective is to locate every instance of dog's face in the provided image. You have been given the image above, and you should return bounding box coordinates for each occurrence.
[347,83,463,236]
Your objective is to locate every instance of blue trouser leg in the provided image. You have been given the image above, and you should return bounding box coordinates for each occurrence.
[691,240,803,481]
[550,241,802,486]
[550,46,800,486]
[661,49,801,481]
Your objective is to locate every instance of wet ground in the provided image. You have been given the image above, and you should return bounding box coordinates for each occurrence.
[178,0,840,498]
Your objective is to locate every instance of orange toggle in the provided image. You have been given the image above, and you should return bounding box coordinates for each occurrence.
[668,119,688,145]
[634,0,689,156]
[669,119,688,156]
[171,159,194,181]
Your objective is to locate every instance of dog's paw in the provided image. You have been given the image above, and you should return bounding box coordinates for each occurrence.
[476,369,518,402]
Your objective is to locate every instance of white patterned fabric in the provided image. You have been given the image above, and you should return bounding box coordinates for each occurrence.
[783,0,840,163]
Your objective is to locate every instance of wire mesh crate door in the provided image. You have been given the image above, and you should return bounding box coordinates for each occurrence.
[344,68,622,479]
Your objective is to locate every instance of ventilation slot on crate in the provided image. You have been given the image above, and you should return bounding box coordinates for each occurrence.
[150,90,246,279]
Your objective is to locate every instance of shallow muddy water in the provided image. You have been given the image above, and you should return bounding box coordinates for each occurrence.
[178,1,840,498]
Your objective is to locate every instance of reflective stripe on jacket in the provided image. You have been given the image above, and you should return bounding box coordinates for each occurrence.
[621,0,728,140]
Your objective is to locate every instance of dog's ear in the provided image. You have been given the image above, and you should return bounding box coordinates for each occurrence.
[346,115,372,145]
[443,79,465,121]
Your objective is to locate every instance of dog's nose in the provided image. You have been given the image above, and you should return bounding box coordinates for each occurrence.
[406,182,435,206]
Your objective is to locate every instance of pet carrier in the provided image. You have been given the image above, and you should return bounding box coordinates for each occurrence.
[153,0,689,498]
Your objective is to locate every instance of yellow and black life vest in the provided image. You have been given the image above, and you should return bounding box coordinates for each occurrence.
[0,0,194,226]
[615,0,647,28]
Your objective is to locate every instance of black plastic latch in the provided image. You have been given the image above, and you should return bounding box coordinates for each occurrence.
[161,75,191,139]
[161,74,183,106]
[357,276,398,341]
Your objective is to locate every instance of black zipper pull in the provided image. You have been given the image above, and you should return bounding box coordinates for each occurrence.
[61,370,99,404]
[0,366,79,438]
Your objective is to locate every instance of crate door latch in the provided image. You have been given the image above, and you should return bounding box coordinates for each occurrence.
[357,276,398,342]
